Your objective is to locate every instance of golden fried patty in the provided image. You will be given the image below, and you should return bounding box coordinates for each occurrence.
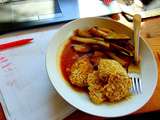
[98,59,132,102]
[87,71,106,104]
[69,56,93,87]
[98,59,128,81]
[88,59,132,103]
[70,58,132,104]
[103,74,132,102]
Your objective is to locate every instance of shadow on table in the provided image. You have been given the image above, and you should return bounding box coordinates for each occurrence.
[65,110,160,120]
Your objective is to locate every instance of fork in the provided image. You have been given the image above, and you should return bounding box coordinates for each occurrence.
[128,14,142,94]
[128,73,142,94]
[128,63,142,94]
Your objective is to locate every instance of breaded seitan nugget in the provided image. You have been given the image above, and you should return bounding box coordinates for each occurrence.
[103,74,132,102]
[69,56,93,87]
[98,59,128,81]
[87,71,106,104]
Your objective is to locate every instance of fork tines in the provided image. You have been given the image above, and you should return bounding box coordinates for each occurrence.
[131,77,142,94]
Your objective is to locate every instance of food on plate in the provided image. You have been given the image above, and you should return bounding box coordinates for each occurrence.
[89,26,130,40]
[69,56,93,87]
[98,59,132,102]
[105,51,130,67]
[74,29,92,37]
[87,71,106,104]
[110,43,133,56]
[103,73,132,102]
[70,36,110,48]
[72,44,91,53]
[60,26,135,104]
[98,59,128,81]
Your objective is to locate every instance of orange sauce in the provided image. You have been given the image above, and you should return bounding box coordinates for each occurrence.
[60,41,78,81]
[60,41,88,92]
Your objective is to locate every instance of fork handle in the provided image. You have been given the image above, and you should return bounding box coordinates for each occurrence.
[133,14,141,64]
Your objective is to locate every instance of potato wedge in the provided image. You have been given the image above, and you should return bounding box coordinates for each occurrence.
[70,36,110,48]
[105,51,130,67]
[107,32,130,40]
[72,44,90,53]
[74,29,92,37]
[89,27,108,38]
[89,27,130,40]
[110,43,133,56]
[95,26,113,34]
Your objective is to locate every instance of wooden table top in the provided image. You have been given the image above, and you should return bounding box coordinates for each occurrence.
[0,14,160,120]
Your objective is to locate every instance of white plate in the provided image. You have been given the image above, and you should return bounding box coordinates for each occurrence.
[46,17,158,117]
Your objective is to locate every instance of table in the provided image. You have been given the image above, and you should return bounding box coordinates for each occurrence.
[0,14,160,120]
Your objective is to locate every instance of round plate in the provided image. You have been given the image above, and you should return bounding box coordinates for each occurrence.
[46,17,158,117]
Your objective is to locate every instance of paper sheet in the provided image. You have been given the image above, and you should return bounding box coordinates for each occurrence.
[78,0,121,17]
[0,27,75,120]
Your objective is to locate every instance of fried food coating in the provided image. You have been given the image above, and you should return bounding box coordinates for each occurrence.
[88,59,132,103]
[87,71,106,104]
[98,59,128,81]
[70,57,132,104]
[98,59,132,102]
[103,74,132,102]
[69,56,93,87]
